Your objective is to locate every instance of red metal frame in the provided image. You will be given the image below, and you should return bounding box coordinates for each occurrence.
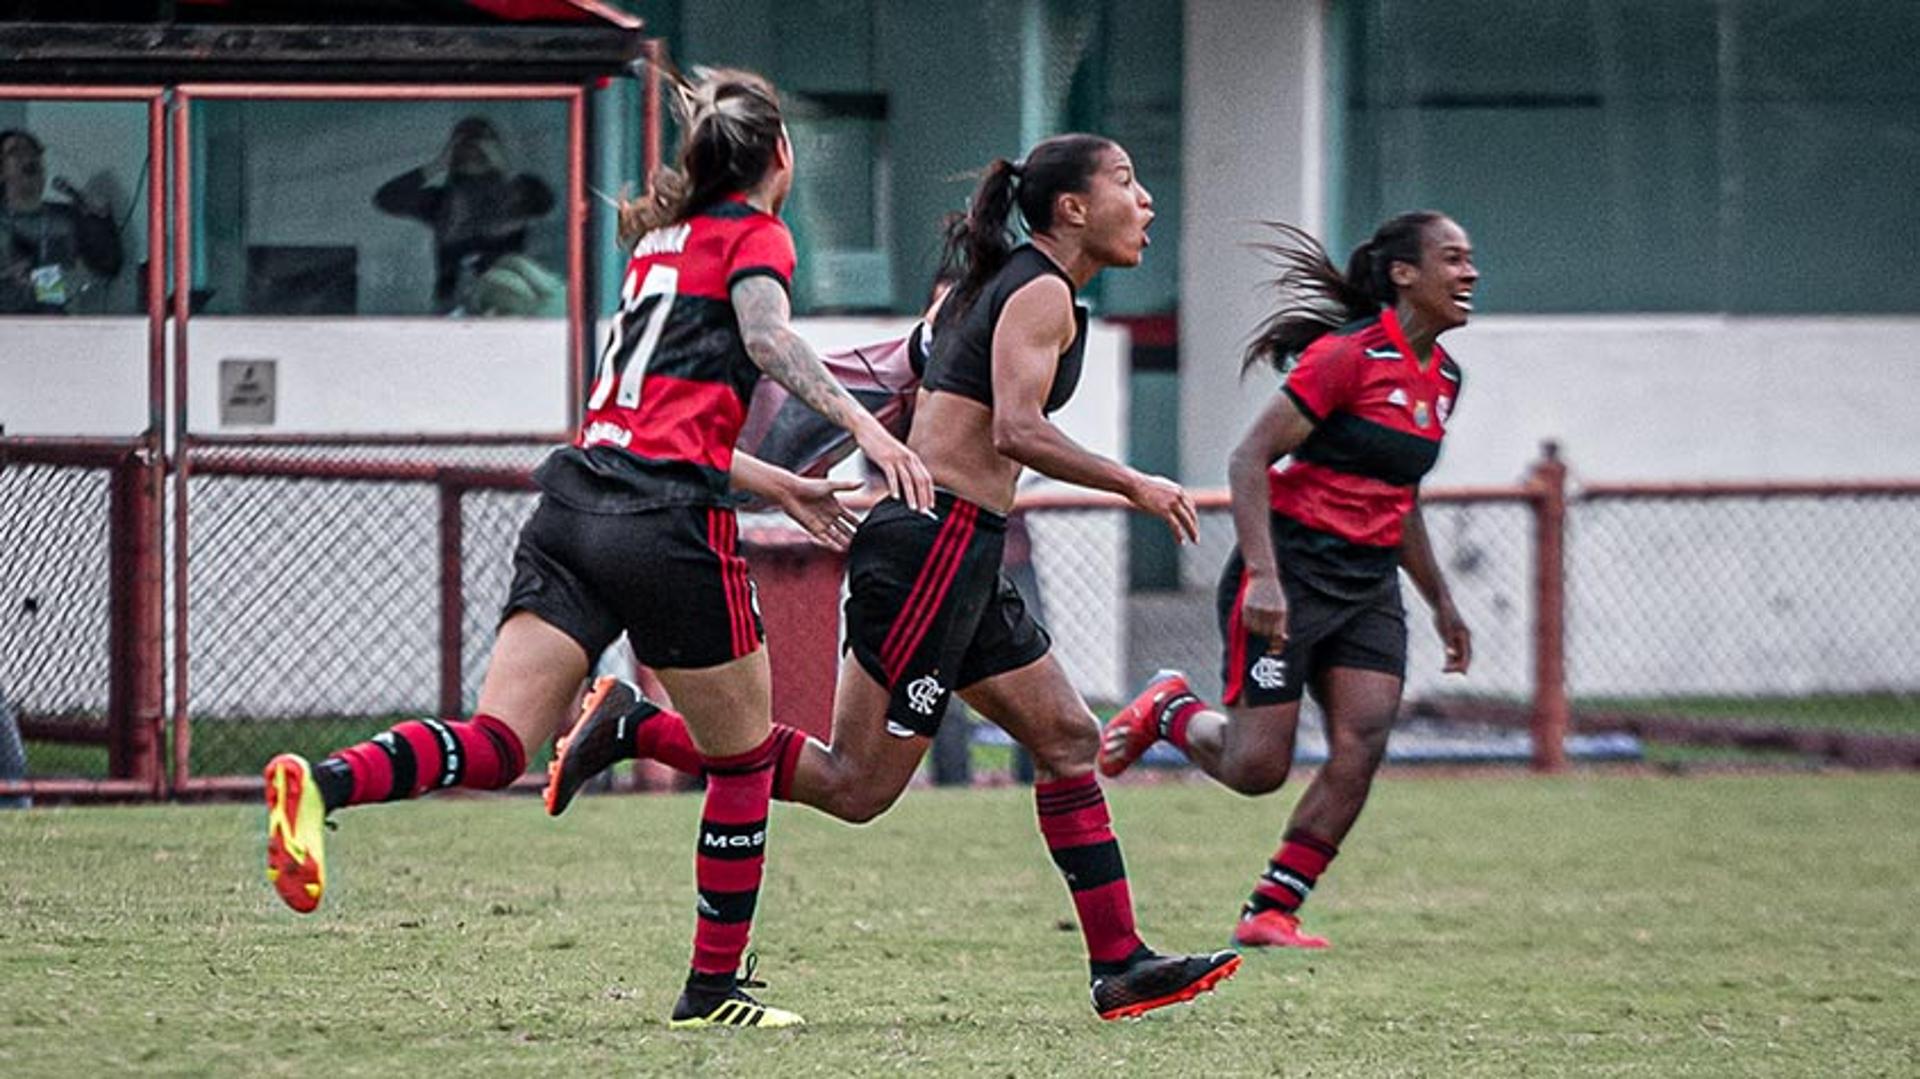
[1581,479,1920,500]
[165,82,589,796]
[0,86,168,802]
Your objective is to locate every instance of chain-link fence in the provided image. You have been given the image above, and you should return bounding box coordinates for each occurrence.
[9,434,1918,796]
[175,440,551,790]
[1562,483,1920,751]
[0,440,163,795]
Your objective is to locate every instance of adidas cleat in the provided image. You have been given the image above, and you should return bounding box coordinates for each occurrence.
[669,959,803,1030]
[264,753,327,913]
[1233,908,1330,950]
[667,986,806,1029]
[546,676,640,817]
[1091,949,1241,1020]
[1097,669,1191,777]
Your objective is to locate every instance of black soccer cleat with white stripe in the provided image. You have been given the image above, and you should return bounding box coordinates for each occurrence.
[668,960,804,1030]
[1091,948,1242,1021]
[545,677,649,817]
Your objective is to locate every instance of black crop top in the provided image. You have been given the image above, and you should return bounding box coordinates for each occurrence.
[922,244,1088,415]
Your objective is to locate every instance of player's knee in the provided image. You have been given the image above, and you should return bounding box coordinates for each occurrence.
[833,786,900,825]
[1326,726,1391,782]
[1027,712,1099,775]
[1224,755,1291,796]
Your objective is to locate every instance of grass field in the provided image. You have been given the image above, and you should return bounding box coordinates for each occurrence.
[2,774,1917,1077]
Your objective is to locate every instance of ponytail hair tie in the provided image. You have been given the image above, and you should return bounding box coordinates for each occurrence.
[1008,159,1026,179]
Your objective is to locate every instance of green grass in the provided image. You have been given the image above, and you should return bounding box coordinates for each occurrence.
[1577,694,1920,736]
[2,776,1917,1076]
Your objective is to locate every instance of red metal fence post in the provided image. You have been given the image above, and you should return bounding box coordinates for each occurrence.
[106,451,167,793]
[1528,441,1570,772]
[438,481,466,720]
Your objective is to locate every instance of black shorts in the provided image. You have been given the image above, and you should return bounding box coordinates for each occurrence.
[1216,550,1406,707]
[843,492,1051,736]
[503,496,763,671]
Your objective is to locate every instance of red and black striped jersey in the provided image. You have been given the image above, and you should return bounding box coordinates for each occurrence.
[1268,307,1462,589]
[535,195,796,512]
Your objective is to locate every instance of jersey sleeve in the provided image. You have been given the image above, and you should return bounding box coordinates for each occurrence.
[1281,336,1360,423]
[727,216,797,294]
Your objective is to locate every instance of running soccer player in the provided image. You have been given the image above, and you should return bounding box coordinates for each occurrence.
[547,134,1240,1021]
[260,66,933,1030]
[1099,213,1478,950]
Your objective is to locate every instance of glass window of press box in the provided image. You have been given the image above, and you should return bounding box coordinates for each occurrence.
[1333,0,1920,313]
[188,99,571,318]
[0,100,151,317]
[627,0,1184,319]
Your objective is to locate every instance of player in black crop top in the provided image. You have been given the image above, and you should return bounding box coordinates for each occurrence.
[546,136,1241,1018]
[1099,212,1480,953]
[922,244,1088,415]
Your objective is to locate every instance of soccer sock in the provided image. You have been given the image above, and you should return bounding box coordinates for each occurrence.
[689,733,778,981]
[618,704,806,798]
[313,714,526,813]
[1246,828,1340,916]
[1156,691,1207,753]
[619,700,703,776]
[1035,774,1147,975]
[767,725,809,803]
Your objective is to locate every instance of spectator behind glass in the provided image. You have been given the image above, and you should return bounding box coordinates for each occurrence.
[373,115,557,314]
[0,128,124,315]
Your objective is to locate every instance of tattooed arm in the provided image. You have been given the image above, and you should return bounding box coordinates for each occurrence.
[731,275,932,511]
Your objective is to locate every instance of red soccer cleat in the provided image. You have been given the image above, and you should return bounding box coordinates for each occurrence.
[1097,669,1191,778]
[264,753,327,914]
[1232,908,1331,950]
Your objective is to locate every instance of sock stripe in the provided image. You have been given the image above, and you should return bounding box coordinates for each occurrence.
[695,887,760,924]
[471,715,524,779]
[768,726,805,803]
[1050,840,1127,891]
[1283,828,1340,860]
[702,743,778,776]
[376,730,418,801]
[418,719,462,788]
[1035,775,1106,816]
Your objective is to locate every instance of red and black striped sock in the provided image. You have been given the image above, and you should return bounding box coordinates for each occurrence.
[1157,692,1207,753]
[621,707,807,803]
[689,734,778,979]
[1035,774,1146,976]
[620,702,703,776]
[313,714,526,812]
[1247,828,1339,916]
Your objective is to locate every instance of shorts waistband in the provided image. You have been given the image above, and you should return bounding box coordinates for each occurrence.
[880,488,1008,530]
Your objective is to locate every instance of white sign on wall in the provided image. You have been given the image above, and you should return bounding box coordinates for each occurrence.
[219,358,277,426]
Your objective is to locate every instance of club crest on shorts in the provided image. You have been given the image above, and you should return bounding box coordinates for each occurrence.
[905,674,944,715]
[1250,655,1287,691]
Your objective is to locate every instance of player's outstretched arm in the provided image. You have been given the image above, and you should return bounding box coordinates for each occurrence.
[732,275,932,512]
[729,452,861,552]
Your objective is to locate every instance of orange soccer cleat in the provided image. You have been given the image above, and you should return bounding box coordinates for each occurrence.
[264,753,327,914]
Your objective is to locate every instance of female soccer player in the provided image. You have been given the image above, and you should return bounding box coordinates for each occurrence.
[1098,212,1478,950]
[261,66,933,1030]
[547,135,1240,1021]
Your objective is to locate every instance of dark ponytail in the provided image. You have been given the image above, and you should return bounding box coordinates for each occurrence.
[936,132,1116,321]
[1241,211,1444,375]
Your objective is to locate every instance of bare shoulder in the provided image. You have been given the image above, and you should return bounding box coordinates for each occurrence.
[998,275,1076,346]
